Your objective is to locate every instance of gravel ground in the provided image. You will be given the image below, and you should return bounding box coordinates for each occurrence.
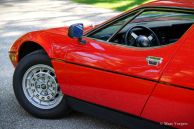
[0,0,126,129]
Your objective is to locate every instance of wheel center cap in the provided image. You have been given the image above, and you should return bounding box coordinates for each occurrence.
[41,84,47,90]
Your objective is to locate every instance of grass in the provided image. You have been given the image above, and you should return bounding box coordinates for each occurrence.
[73,0,154,11]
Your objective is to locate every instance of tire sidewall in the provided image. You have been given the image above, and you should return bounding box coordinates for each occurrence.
[13,50,69,118]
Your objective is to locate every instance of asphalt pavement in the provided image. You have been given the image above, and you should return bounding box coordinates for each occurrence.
[0,0,126,129]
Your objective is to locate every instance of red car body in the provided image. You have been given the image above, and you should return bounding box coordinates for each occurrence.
[9,0,194,129]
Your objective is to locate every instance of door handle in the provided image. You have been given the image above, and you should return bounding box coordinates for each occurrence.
[146,56,163,66]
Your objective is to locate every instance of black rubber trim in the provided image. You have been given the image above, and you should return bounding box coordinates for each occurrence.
[67,96,174,129]
[159,82,194,91]
[52,58,194,91]
[52,58,157,82]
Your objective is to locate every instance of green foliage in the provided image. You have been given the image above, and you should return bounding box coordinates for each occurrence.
[73,0,154,11]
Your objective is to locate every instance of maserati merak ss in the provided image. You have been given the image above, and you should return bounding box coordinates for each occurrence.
[9,0,194,129]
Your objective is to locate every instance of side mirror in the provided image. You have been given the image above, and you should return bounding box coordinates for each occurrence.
[68,23,84,39]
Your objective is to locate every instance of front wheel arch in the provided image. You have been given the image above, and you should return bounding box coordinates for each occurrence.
[18,41,49,61]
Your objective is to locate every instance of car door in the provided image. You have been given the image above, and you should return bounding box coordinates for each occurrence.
[141,26,194,129]
[60,9,191,116]
[63,37,181,116]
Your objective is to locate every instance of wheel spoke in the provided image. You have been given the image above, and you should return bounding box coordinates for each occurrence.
[148,34,154,41]
[22,64,63,109]
[131,32,138,39]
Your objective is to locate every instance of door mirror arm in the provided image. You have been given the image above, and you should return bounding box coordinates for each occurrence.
[78,37,86,44]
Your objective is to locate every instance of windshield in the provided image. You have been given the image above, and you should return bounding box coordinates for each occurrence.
[132,11,194,23]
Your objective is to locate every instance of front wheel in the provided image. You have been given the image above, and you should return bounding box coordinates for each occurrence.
[13,50,70,118]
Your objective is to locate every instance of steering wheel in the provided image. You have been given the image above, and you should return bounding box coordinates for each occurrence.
[124,26,160,47]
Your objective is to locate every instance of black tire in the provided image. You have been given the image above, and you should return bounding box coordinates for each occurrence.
[13,49,70,119]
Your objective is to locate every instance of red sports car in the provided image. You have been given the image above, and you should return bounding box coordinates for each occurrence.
[9,0,194,129]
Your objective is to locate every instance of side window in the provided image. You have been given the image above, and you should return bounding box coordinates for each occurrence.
[89,13,136,41]
[111,10,194,47]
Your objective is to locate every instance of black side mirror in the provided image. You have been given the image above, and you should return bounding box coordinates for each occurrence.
[68,23,84,39]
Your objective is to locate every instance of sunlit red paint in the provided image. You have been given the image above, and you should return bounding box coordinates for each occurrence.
[9,0,194,128]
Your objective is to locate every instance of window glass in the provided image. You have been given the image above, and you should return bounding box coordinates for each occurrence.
[111,11,194,47]
[132,11,194,23]
[120,11,194,33]
[89,14,135,41]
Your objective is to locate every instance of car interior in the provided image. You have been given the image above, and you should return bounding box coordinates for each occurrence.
[89,10,194,48]
[111,21,193,47]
